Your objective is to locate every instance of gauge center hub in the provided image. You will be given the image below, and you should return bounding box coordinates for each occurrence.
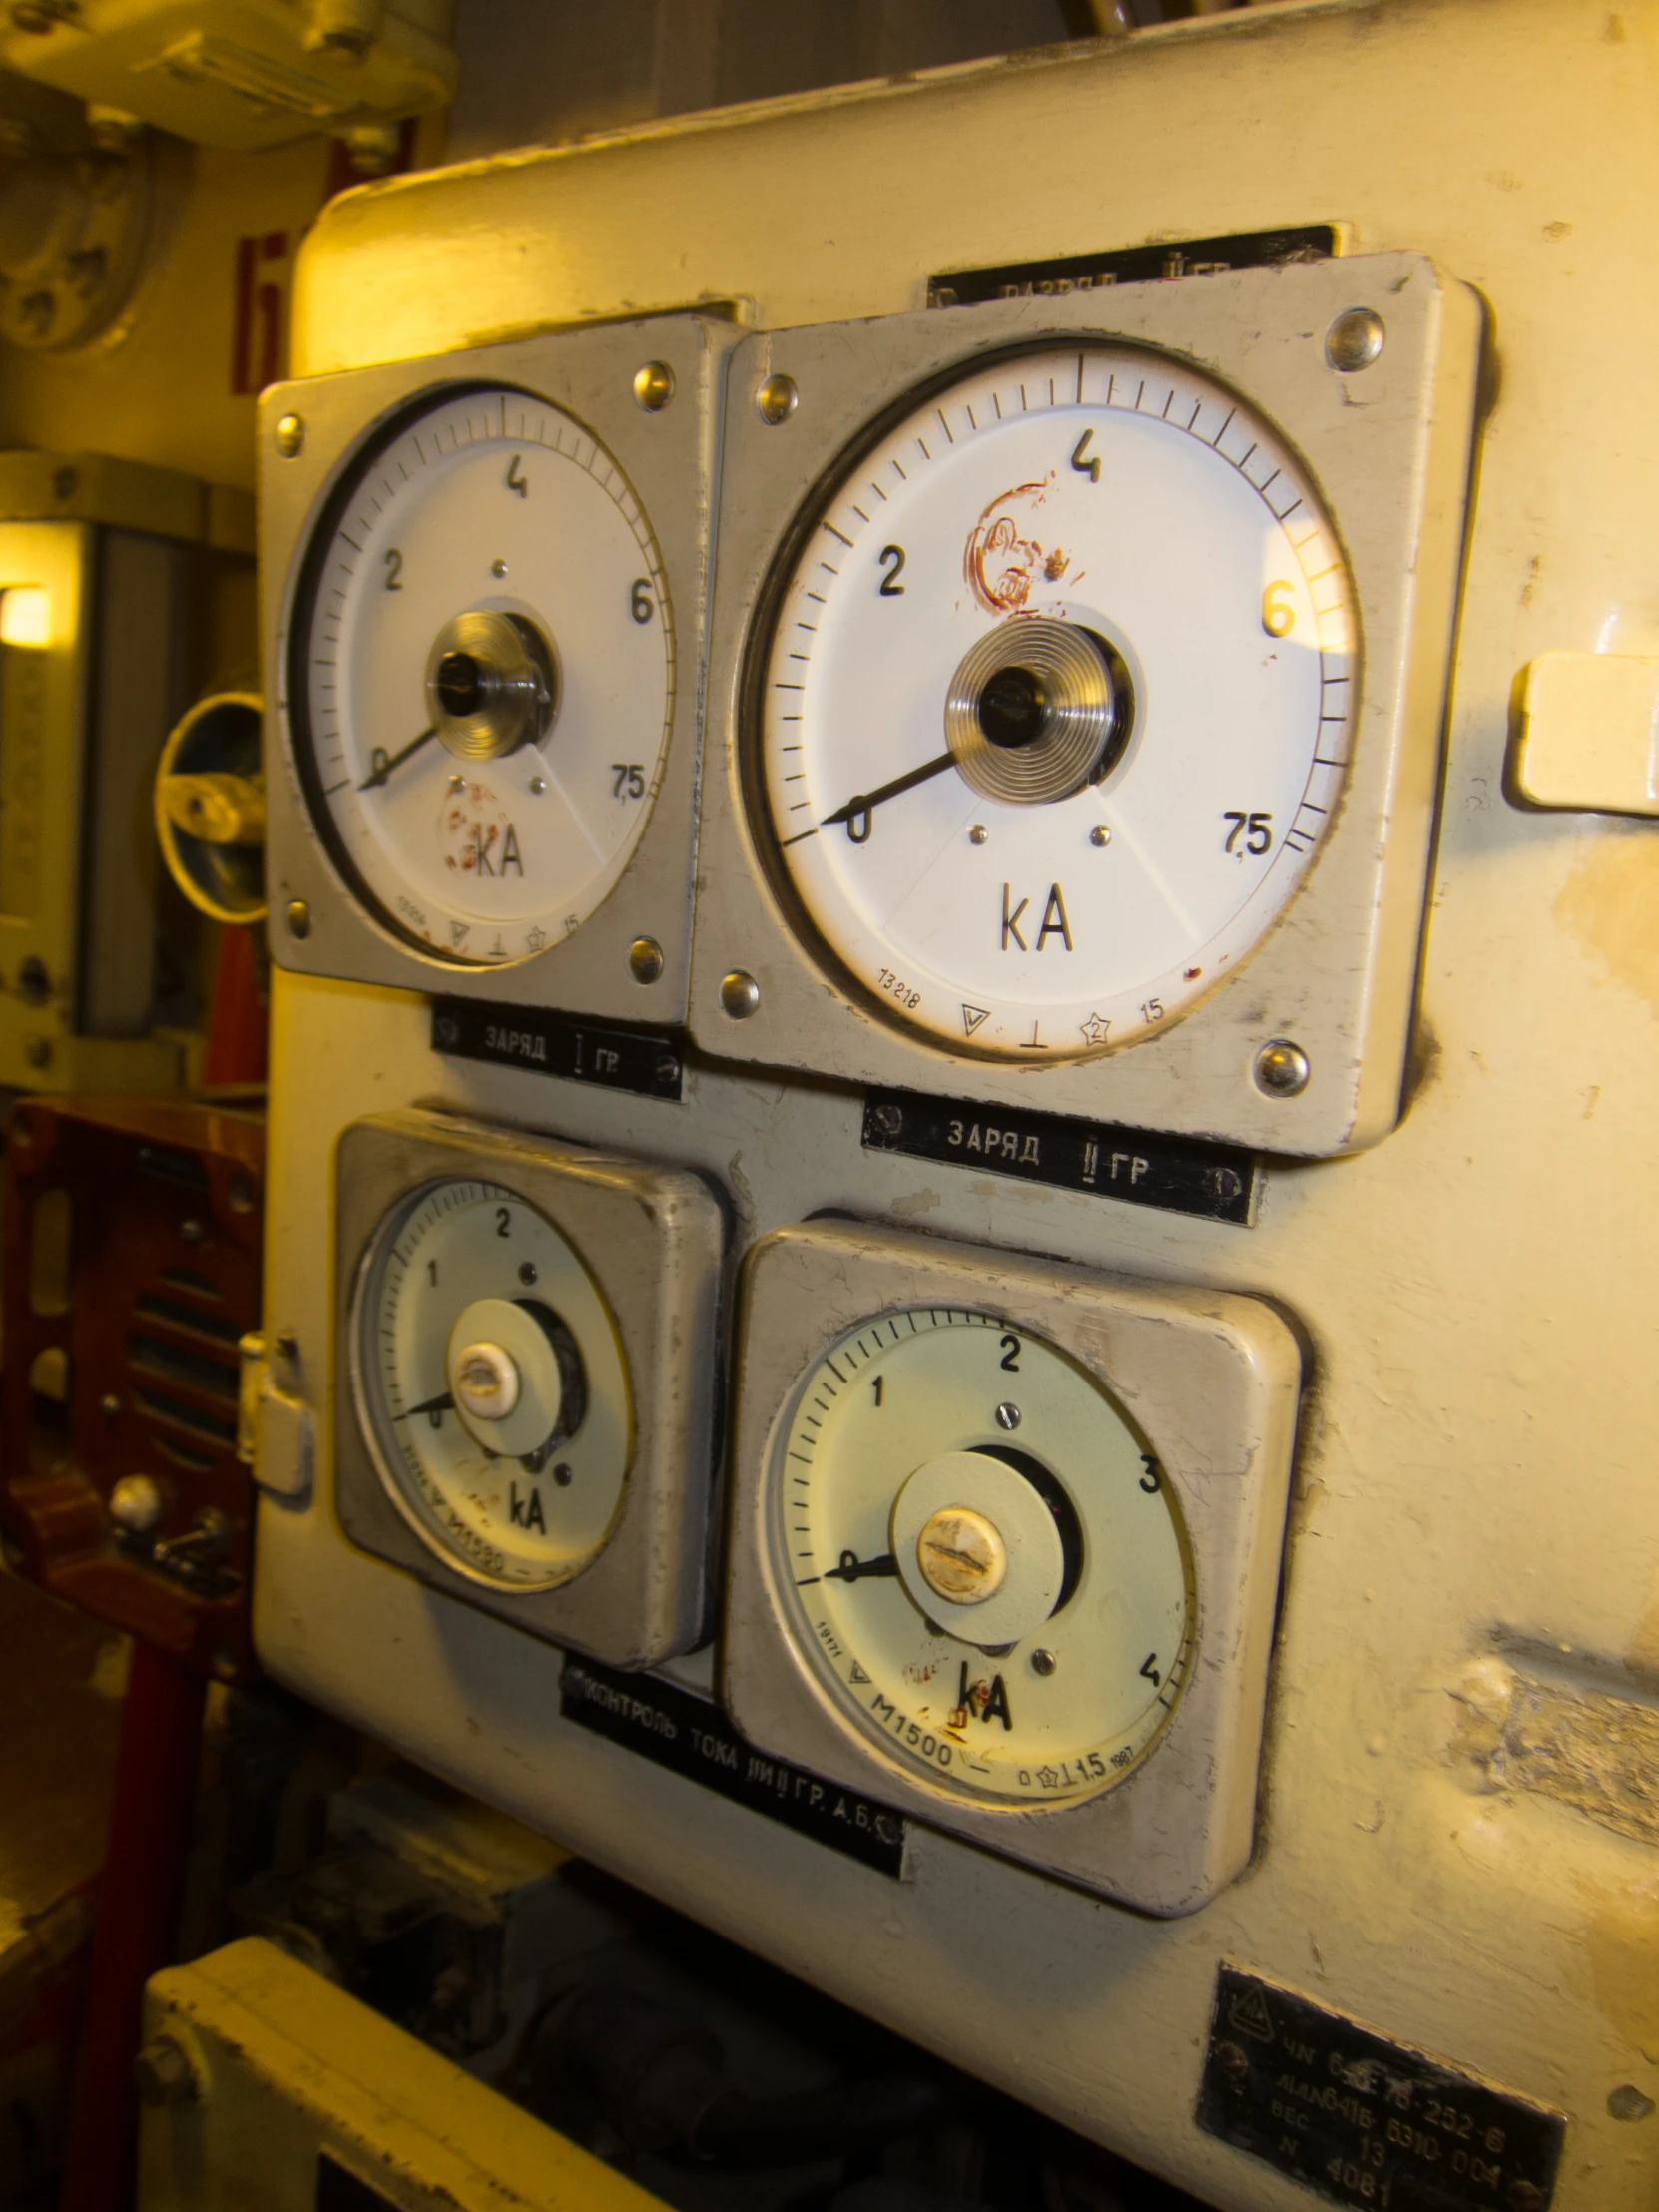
[445,1295,563,1455]
[944,616,1130,807]
[425,608,557,763]
[452,1339,522,1422]
[915,1504,1008,1602]
[891,1447,1066,1648]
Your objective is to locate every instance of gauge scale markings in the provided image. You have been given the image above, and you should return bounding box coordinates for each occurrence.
[775,1306,1194,1807]
[290,383,675,967]
[757,341,1356,1060]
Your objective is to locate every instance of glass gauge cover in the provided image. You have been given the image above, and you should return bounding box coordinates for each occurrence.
[352,1176,632,1588]
[773,1307,1194,1805]
[754,343,1356,1058]
[290,384,673,966]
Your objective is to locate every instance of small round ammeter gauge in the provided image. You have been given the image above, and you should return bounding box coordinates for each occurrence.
[288,385,673,965]
[772,1307,1195,1806]
[351,1177,632,1589]
[752,343,1357,1058]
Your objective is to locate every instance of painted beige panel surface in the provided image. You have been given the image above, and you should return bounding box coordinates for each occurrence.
[256,4,1659,2209]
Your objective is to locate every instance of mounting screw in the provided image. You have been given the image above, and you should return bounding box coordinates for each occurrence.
[872,1102,902,1137]
[969,824,988,845]
[109,1474,163,1533]
[633,360,675,412]
[1030,1647,1057,1677]
[1253,1037,1311,1098]
[720,969,760,1019]
[1090,824,1111,847]
[755,373,798,426]
[491,558,508,578]
[995,1401,1021,1431]
[285,898,311,940]
[276,413,305,458]
[656,1051,681,1088]
[518,1261,537,1286]
[628,935,665,984]
[1325,308,1384,373]
[134,2036,199,2108]
[553,1462,573,1487]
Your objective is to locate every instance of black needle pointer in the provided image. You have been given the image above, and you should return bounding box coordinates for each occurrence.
[395,1389,455,1422]
[820,751,957,830]
[358,726,437,792]
[797,1548,901,1587]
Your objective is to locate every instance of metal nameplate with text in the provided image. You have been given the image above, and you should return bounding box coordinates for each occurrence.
[861,1088,1256,1225]
[928,224,1338,309]
[562,1657,906,1877]
[1197,1965,1564,2211]
[431,996,683,1100]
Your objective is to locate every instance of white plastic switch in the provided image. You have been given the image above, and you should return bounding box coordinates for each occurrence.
[1515,652,1659,815]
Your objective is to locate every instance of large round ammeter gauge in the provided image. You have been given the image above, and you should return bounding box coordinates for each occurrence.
[289,385,673,966]
[773,1306,1195,1806]
[351,1176,633,1590]
[753,344,1356,1058]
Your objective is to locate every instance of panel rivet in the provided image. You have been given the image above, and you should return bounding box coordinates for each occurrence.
[285,898,311,940]
[633,360,675,412]
[1090,824,1111,847]
[628,935,665,984]
[720,969,760,1018]
[276,412,305,458]
[995,1401,1021,1431]
[1325,308,1384,373]
[1030,1647,1058,1677]
[755,374,798,426]
[1254,1038,1311,1097]
[969,824,988,845]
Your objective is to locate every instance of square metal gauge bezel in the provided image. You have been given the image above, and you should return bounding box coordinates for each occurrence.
[721,1219,1302,1914]
[261,313,736,1022]
[333,1109,723,1669]
[690,255,1481,1154]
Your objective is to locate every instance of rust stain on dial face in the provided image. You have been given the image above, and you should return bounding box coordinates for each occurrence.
[964,476,1069,614]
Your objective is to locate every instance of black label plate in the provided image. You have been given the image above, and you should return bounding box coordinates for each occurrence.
[430,996,683,1100]
[561,1657,906,1877]
[1196,1965,1564,2211]
[861,1087,1256,1225]
[928,224,1337,309]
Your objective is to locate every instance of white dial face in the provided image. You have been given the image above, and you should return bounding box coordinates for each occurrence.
[772,1308,1193,1806]
[757,343,1356,1058]
[354,1178,632,1588]
[292,385,673,965]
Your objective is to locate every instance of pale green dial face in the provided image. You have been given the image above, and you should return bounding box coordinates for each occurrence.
[354,1177,632,1589]
[772,1307,1194,1806]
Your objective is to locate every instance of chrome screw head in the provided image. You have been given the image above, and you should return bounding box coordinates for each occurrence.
[969,824,988,845]
[1254,1037,1311,1097]
[1030,1647,1058,1677]
[755,373,799,426]
[633,360,675,412]
[995,1401,1021,1431]
[528,775,546,795]
[1325,308,1384,373]
[1090,824,1111,847]
[720,969,760,1018]
[491,558,508,578]
[285,898,311,940]
[276,413,305,458]
[628,935,665,984]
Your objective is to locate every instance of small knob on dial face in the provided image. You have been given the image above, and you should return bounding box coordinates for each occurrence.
[452,1341,522,1422]
[915,1505,1007,1605]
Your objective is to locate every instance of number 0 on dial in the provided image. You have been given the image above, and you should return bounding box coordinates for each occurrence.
[753,343,1356,1058]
